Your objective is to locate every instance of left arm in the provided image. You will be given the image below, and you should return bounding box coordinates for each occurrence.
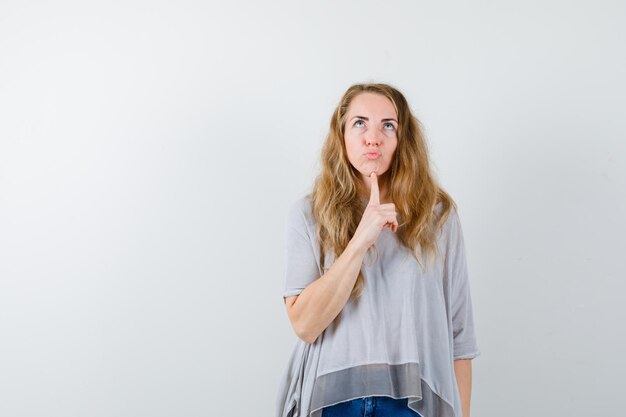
[447,209,479,417]
[454,359,473,417]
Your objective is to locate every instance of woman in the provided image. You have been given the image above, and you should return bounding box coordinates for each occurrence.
[276,83,480,417]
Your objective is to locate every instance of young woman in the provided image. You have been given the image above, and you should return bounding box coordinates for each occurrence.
[275,83,480,417]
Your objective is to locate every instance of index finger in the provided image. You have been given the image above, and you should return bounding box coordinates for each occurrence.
[369,172,379,205]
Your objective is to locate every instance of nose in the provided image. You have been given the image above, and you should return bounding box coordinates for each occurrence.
[364,130,382,147]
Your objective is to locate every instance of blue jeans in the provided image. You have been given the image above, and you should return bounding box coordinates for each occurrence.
[321,396,422,417]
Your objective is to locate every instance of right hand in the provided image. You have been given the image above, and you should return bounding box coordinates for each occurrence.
[351,172,399,250]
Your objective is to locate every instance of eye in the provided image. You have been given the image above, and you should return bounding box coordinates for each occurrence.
[354,120,365,127]
[384,123,395,130]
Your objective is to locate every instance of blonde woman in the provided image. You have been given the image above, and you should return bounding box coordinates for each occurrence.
[276,83,480,417]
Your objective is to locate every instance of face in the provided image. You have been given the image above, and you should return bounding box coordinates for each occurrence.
[344,92,398,181]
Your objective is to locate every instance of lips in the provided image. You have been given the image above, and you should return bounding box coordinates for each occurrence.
[364,152,381,159]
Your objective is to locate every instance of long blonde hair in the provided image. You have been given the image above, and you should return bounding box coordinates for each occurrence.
[310,82,456,300]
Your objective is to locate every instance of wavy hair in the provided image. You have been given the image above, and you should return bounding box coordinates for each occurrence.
[309,82,456,300]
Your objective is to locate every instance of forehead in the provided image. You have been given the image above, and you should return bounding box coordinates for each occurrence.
[347,92,397,117]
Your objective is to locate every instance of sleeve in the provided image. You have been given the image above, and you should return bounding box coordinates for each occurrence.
[282,199,322,299]
[446,209,481,360]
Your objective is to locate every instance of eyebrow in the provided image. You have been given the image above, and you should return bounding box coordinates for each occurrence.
[351,116,398,123]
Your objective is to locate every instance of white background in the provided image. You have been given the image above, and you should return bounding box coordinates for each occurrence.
[1,1,625,416]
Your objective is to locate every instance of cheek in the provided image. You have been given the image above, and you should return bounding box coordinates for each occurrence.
[344,138,358,158]
[387,142,398,162]
[390,139,398,153]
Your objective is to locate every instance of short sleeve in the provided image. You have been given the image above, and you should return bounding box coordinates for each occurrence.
[282,198,322,299]
[446,209,481,360]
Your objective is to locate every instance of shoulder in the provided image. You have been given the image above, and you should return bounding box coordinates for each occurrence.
[289,193,312,213]
[288,193,313,218]
[435,202,463,243]
[287,193,316,230]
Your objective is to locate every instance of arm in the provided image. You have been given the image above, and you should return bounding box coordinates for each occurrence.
[284,173,397,344]
[447,209,479,417]
[454,359,473,417]
[284,239,367,344]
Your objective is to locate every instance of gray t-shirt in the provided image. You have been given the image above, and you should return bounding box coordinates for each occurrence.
[276,194,480,417]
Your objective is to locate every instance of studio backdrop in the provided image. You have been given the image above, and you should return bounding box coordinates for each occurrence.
[0,1,624,416]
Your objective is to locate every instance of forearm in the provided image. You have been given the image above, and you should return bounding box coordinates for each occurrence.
[291,240,368,343]
[454,359,473,417]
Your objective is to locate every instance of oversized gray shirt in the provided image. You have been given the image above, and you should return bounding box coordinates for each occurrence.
[275,194,480,417]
